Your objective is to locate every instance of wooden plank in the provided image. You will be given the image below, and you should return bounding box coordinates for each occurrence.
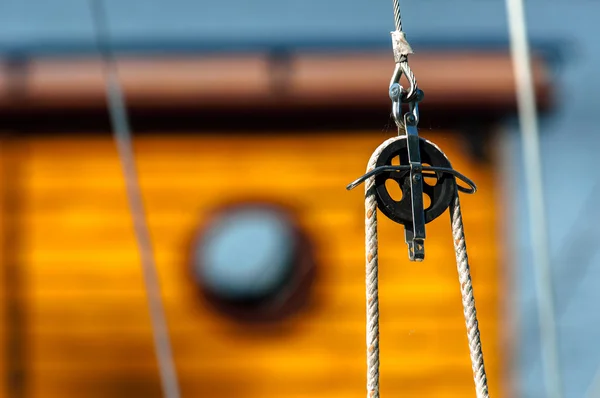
[1,132,501,397]
[0,137,28,398]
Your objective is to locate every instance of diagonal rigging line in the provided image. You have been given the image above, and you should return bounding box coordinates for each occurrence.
[89,1,181,397]
[550,178,600,315]
[520,177,600,383]
[505,0,563,397]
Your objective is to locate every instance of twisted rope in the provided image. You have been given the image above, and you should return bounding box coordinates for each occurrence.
[363,136,490,398]
[364,136,399,398]
[450,194,490,398]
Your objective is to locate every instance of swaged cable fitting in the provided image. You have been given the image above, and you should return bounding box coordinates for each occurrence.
[346,1,491,397]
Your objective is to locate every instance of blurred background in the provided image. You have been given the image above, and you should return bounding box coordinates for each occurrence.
[0,0,597,397]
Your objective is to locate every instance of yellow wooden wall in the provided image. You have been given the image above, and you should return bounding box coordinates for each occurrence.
[0,131,501,398]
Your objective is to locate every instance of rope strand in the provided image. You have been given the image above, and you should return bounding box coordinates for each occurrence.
[364,136,399,398]
[363,136,490,398]
[450,194,490,398]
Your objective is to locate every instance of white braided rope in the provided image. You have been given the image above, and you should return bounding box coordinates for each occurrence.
[363,136,490,398]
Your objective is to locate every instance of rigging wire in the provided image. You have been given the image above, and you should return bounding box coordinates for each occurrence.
[89,1,181,397]
[389,0,417,108]
[517,177,600,383]
[504,0,563,397]
[586,365,600,398]
[581,188,600,398]
[392,0,403,32]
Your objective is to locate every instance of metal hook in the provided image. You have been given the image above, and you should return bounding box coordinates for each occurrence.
[389,83,403,128]
[389,82,423,129]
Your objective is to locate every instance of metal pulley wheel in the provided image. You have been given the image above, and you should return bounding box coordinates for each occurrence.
[374,136,456,226]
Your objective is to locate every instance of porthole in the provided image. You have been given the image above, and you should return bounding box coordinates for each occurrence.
[191,202,316,323]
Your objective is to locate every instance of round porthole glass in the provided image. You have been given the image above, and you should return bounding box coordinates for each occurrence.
[191,203,316,322]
